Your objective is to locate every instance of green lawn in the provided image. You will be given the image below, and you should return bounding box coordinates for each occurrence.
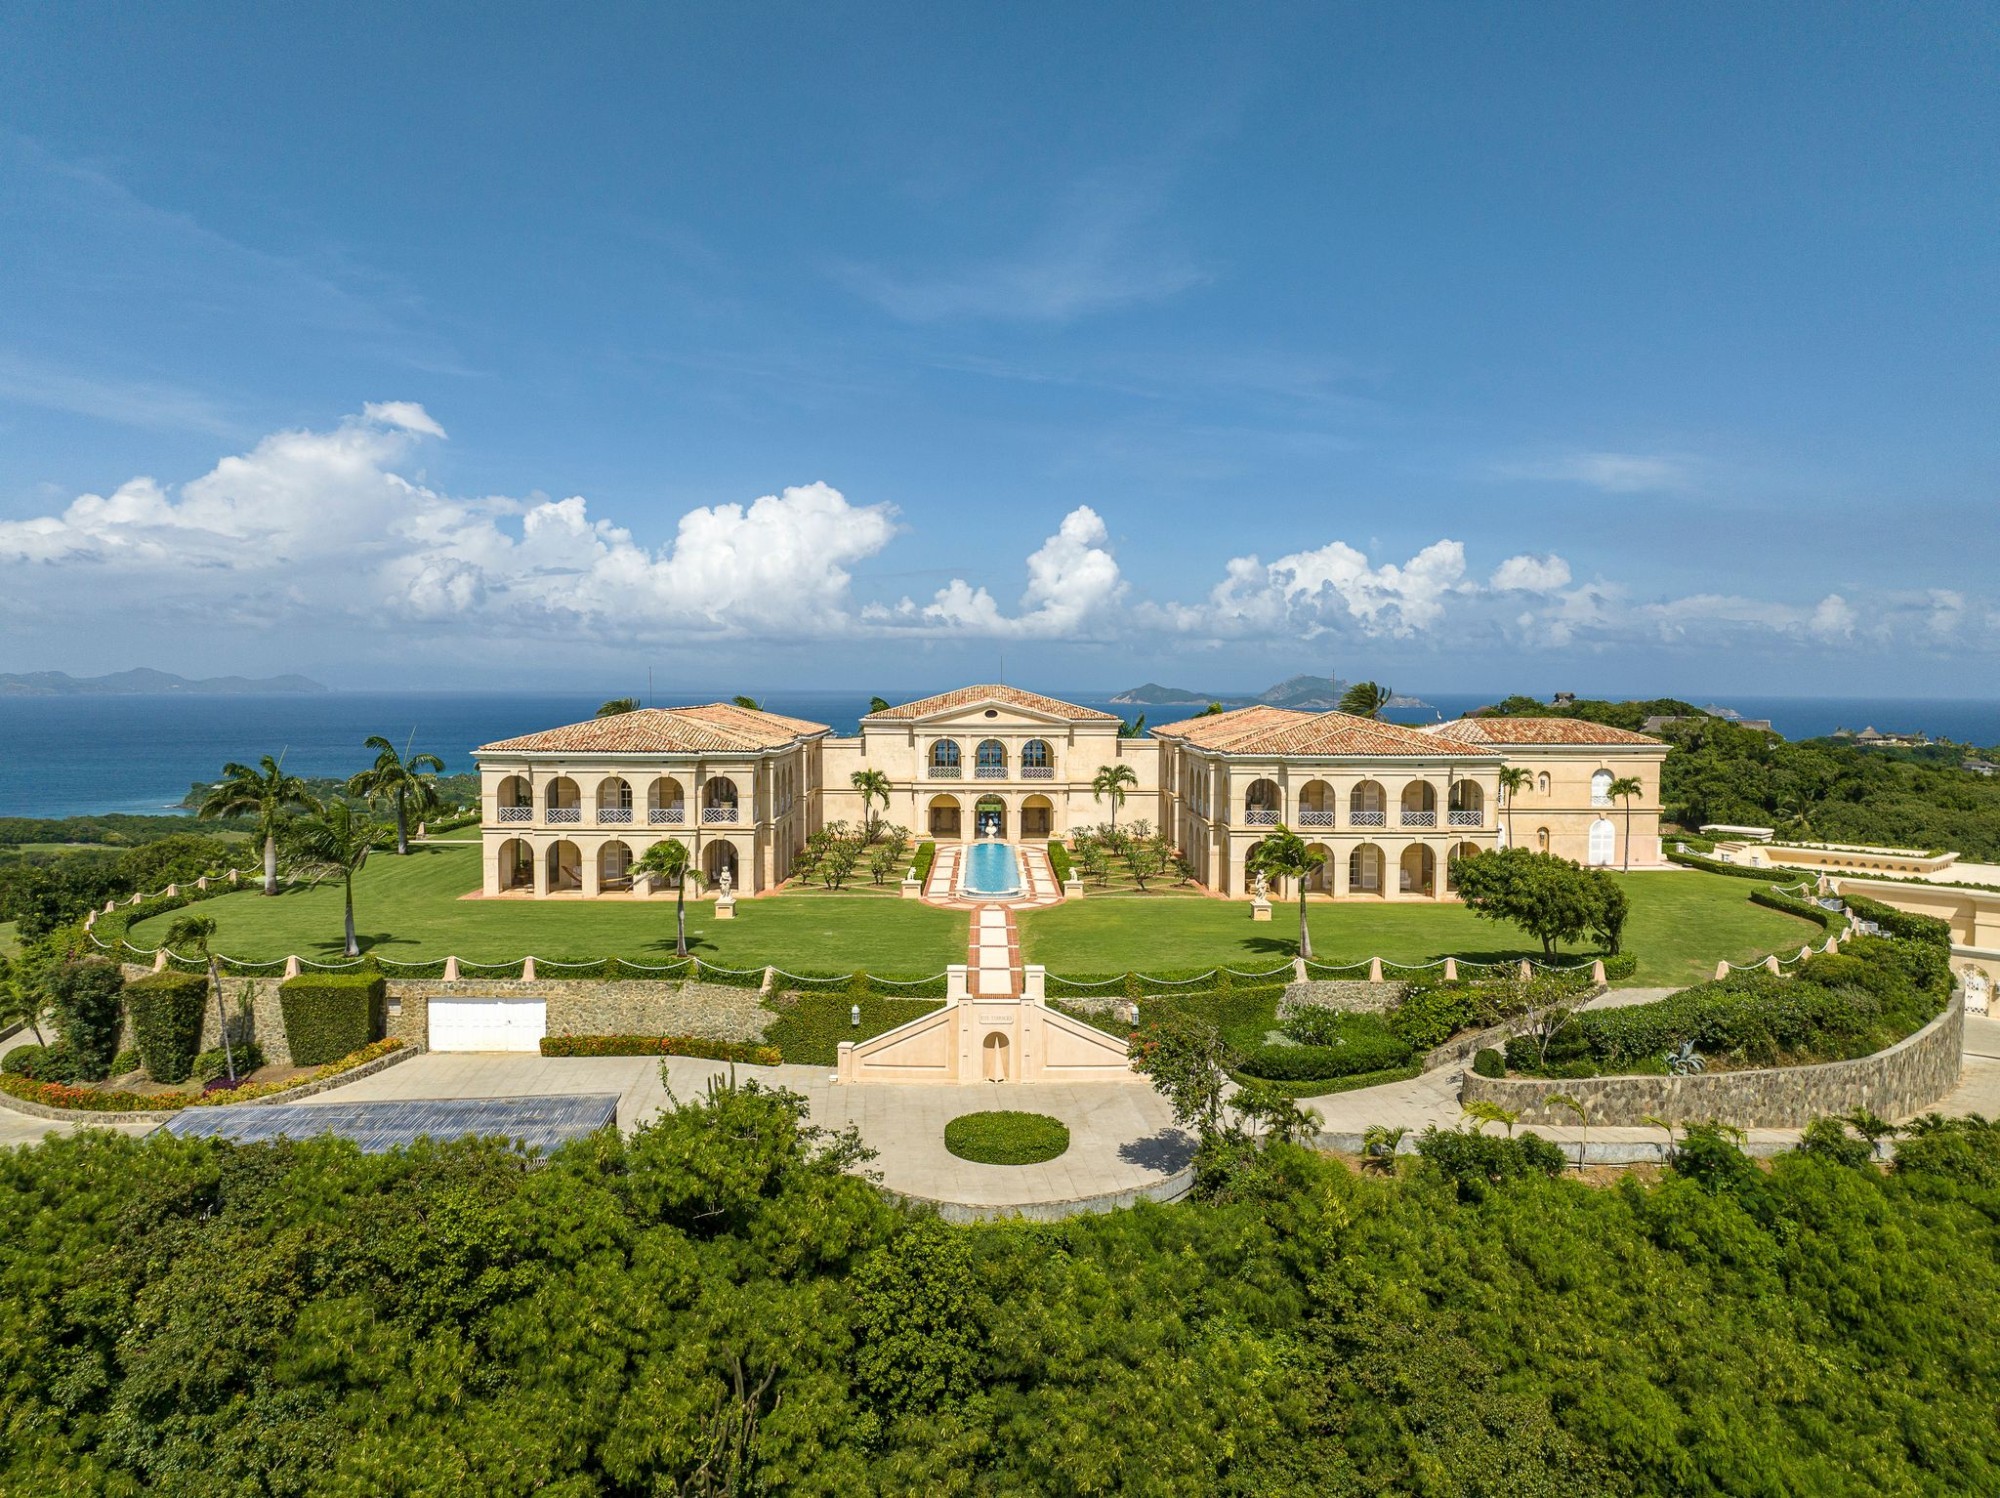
[125,843,968,976]
[1016,871,1823,988]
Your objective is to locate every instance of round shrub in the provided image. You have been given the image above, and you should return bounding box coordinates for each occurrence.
[943,1111,1070,1165]
[1472,1047,1505,1079]
[110,1049,142,1077]
[3,1043,46,1078]
[194,1041,265,1083]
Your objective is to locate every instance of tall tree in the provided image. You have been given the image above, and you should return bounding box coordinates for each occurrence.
[597,698,640,717]
[633,839,694,958]
[1091,763,1139,831]
[347,736,445,856]
[1606,776,1644,871]
[1117,714,1147,739]
[284,799,381,958]
[1498,766,1531,847]
[164,913,235,1083]
[198,756,313,896]
[1246,824,1327,959]
[1338,681,1394,718]
[0,958,45,1044]
[851,769,892,842]
[733,695,763,711]
[868,696,893,714]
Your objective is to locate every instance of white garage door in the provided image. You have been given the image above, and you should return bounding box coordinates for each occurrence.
[428,998,547,1052]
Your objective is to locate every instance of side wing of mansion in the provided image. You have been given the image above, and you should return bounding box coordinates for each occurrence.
[472,685,1668,900]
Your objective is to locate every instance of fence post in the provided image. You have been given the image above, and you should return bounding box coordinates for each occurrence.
[1292,956,1308,982]
[1518,960,1533,981]
[1590,958,1606,985]
[1443,956,1458,981]
[521,955,537,982]
[152,950,167,973]
[760,965,776,995]
[284,955,300,978]
[442,955,460,982]
[1368,956,1383,982]
[1764,954,1781,975]
[1713,959,1729,981]
[196,876,208,891]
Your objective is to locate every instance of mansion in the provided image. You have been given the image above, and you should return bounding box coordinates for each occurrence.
[473,685,1669,900]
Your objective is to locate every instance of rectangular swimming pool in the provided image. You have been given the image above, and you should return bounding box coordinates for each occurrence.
[961,840,1022,897]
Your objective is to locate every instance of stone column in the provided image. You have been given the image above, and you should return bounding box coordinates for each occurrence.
[582,842,600,898]
[533,838,549,898]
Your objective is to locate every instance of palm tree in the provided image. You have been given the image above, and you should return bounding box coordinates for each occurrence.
[597,697,640,717]
[1337,681,1393,718]
[165,913,236,1083]
[1117,714,1147,739]
[0,962,46,1045]
[1091,763,1139,831]
[1498,766,1531,847]
[198,755,313,896]
[868,696,893,714]
[347,736,446,856]
[1246,824,1327,959]
[1606,775,1643,871]
[732,695,763,711]
[284,799,381,958]
[851,769,892,842]
[1549,1092,1588,1171]
[633,839,695,958]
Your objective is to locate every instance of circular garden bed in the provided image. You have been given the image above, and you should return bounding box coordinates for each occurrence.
[944,1110,1071,1165]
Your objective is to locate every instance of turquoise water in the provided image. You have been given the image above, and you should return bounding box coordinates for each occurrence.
[962,841,1022,897]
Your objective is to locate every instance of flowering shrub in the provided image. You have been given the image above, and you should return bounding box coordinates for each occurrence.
[0,1038,405,1112]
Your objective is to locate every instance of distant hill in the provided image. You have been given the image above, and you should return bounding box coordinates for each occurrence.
[1110,675,1350,710]
[0,668,328,697]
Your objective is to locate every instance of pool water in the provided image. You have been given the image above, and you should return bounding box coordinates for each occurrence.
[962,841,1023,897]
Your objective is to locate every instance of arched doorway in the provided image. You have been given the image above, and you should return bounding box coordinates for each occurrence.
[1350,780,1386,828]
[975,739,1008,779]
[1445,841,1480,892]
[1400,781,1437,829]
[498,837,533,891]
[1297,780,1334,828]
[1021,794,1053,839]
[546,840,582,892]
[928,795,962,839]
[703,777,740,824]
[982,1031,1011,1081]
[596,777,633,824]
[1400,844,1436,896]
[928,739,962,777]
[1245,779,1281,826]
[496,776,532,823]
[703,839,740,889]
[648,777,686,824]
[597,840,633,891]
[544,777,581,824]
[975,796,1006,839]
[1447,780,1484,828]
[1304,842,1335,893]
[1349,843,1384,895]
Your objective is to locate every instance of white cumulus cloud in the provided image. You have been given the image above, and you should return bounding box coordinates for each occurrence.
[1490,553,1572,593]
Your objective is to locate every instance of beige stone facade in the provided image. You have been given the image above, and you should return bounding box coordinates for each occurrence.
[474,687,1669,903]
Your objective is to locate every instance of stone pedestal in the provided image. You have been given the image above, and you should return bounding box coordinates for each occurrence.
[901,875,922,900]
[715,895,737,920]
[1063,877,1084,899]
[1251,898,1272,922]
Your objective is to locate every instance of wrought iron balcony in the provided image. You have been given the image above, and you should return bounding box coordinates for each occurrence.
[1021,766,1054,779]
[1401,811,1437,828]
[975,766,1007,778]
[597,808,633,824]
[1448,810,1482,827]
[702,806,740,824]
[649,807,686,824]
[1245,809,1279,826]
[1349,810,1386,827]
[545,807,581,824]
[497,805,532,823]
[1297,810,1334,826]
[928,765,962,778]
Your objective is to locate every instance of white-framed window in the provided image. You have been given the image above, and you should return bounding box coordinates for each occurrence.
[1588,817,1616,865]
[1590,769,1613,807]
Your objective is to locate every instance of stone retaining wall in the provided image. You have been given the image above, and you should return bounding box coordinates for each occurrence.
[1278,980,1408,1017]
[1459,995,1965,1129]
[386,979,772,1045]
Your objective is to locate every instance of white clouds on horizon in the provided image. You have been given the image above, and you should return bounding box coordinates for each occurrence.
[0,404,1985,660]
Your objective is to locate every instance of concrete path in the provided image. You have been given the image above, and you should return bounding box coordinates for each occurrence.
[289,1052,1192,1216]
[0,1110,157,1150]
[971,905,1019,996]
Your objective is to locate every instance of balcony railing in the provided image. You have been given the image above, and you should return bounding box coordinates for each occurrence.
[975,765,1006,778]
[597,807,633,824]
[1297,810,1334,827]
[928,765,962,778]
[545,807,581,824]
[1245,809,1279,826]
[1448,810,1482,827]
[1350,810,1386,827]
[1022,766,1054,779]
[497,805,532,823]
[1401,811,1437,827]
[702,806,739,824]
[649,807,686,824]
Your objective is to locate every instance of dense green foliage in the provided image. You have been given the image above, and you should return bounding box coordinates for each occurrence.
[942,1110,1071,1165]
[1046,838,1072,882]
[277,972,385,1066]
[7,1082,2000,1492]
[0,832,240,939]
[539,1034,781,1064]
[1486,696,2000,856]
[1506,929,1951,1077]
[124,969,210,1083]
[1451,848,1629,956]
[44,956,125,1079]
[758,993,943,1066]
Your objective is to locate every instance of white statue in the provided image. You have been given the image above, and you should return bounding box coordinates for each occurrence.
[1252,869,1269,902]
[718,866,734,897]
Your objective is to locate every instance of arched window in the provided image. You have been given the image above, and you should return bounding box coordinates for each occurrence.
[1349,843,1383,893]
[1588,818,1616,866]
[1536,826,1551,853]
[648,777,686,823]
[1536,771,1551,795]
[975,739,1007,778]
[1021,739,1053,778]
[544,777,581,823]
[1590,769,1613,807]
[596,776,633,824]
[928,740,962,777]
[1349,780,1386,827]
[1447,781,1483,826]
[496,775,532,823]
[1245,778,1281,825]
[703,777,739,823]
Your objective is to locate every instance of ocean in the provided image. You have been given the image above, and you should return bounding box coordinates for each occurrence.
[1,689,1996,821]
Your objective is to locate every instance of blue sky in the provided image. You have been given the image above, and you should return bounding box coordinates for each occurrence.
[0,3,1994,698]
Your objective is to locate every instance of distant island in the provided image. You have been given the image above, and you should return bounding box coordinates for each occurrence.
[0,668,328,697]
[1112,675,1413,712]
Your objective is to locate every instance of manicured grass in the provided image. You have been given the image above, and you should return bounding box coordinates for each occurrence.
[943,1110,1071,1165]
[0,920,17,960]
[1018,871,1823,988]
[125,843,967,976]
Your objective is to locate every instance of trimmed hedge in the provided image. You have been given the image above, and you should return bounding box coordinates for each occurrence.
[1236,1032,1411,1082]
[1047,840,1073,883]
[3,1044,47,1078]
[279,972,386,1067]
[911,841,937,885]
[539,1035,781,1065]
[124,970,209,1083]
[760,994,944,1067]
[46,959,126,1081]
[1664,846,1793,882]
[944,1110,1071,1165]
[1750,887,1835,929]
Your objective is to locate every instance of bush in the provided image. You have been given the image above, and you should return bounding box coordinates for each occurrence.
[943,1110,1070,1165]
[539,1035,781,1065]
[193,1041,265,1082]
[760,994,943,1067]
[124,970,210,1084]
[1797,1116,1876,1169]
[1047,840,1073,883]
[1416,1127,1566,1200]
[1236,1034,1411,1082]
[1472,1047,1506,1078]
[3,1043,45,1077]
[45,958,125,1080]
[110,1048,141,1076]
[279,972,385,1066]
[911,841,937,885]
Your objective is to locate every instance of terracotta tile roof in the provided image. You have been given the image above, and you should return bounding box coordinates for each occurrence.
[1153,705,1493,757]
[477,703,829,756]
[862,684,1122,722]
[1425,716,1664,747]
